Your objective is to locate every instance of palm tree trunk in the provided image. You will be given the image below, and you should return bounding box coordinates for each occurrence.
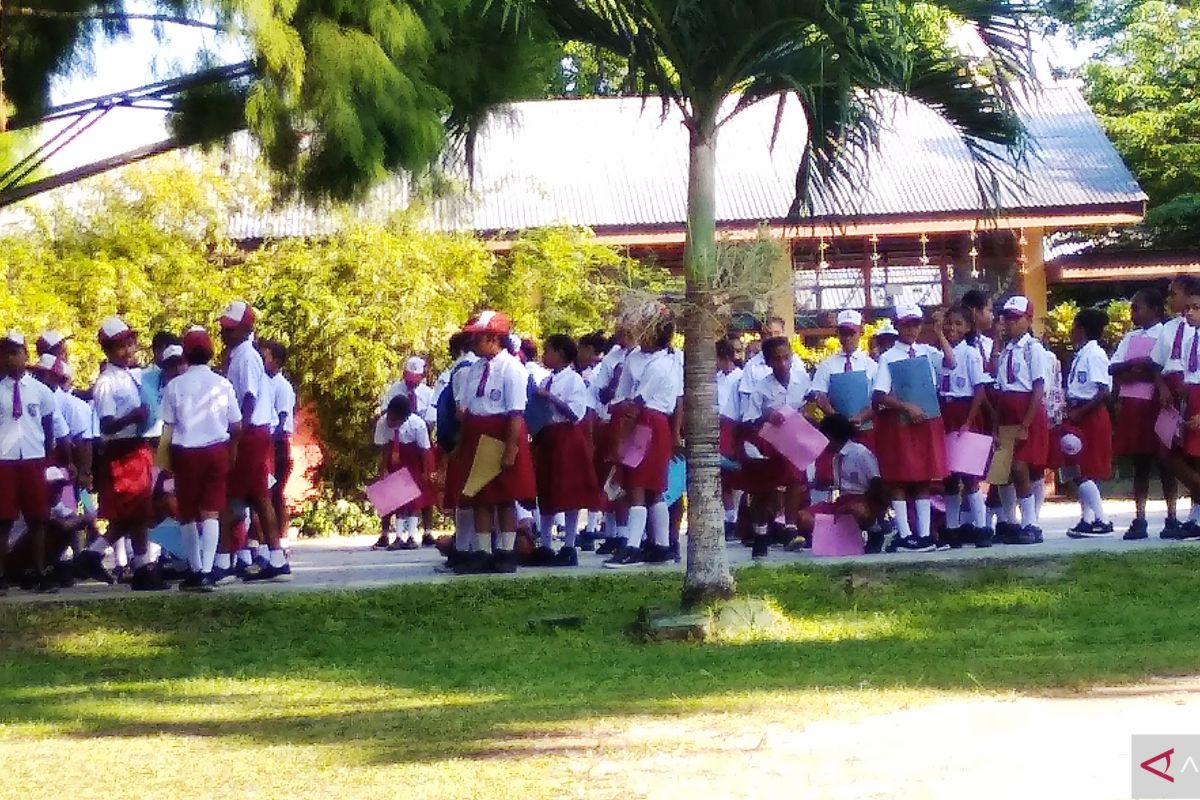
[681,113,735,608]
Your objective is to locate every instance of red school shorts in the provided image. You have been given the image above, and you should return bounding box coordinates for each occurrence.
[0,459,49,522]
[172,442,230,520]
[228,425,274,503]
[99,439,154,524]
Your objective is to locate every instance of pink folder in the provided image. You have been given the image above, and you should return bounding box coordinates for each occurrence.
[1156,407,1182,449]
[365,468,422,517]
[758,407,829,473]
[812,514,864,557]
[1119,337,1156,399]
[945,431,994,478]
[618,424,653,468]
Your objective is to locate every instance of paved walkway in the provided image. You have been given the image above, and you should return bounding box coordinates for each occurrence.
[5,498,1197,601]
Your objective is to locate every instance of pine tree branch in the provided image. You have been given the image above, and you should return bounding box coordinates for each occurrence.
[1,8,226,32]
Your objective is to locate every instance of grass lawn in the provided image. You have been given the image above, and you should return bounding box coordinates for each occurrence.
[3,550,1200,799]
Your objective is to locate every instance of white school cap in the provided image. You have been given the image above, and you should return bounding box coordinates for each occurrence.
[160,344,184,364]
[37,329,71,350]
[894,303,923,323]
[405,356,426,376]
[97,316,134,345]
[219,300,256,329]
[1060,432,1083,456]
[874,320,899,337]
[1001,296,1034,318]
[2,330,26,347]
[34,353,59,371]
[836,310,863,330]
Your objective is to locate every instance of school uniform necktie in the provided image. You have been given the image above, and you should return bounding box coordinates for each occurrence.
[11,379,21,419]
[475,361,490,397]
[940,370,951,394]
[1172,322,1186,360]
[843,354,853,373]
[1190,331,1199,373]
[1006,349,1017,385]
[908,346,916,358]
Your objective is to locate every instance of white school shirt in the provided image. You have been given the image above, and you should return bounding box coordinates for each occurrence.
[810,350,878,396]
[632,350,682,415]
[738,350,808,397]
[55,389,94,440]
[973,333,996,374]
[1180,325,1200,386]
[92,363,144,441]
[432,354,477,404]
[526,360,551,387]
[159,365,242,448]
[540,366,590,423]
[872,342,947,396]
[1113,323,1163,365]
[1153,316,1190,376]
[461,349,528,416]
[744,368,810,423]
[1065,340,1112,401]
[380,378,434,421]
[835,440,880,495]
[614,347,651,404]
[226,339,276,428]
[0,374,55,460]
[589,344,627,420]
[939,340,989,399]
[715,367,743,418]
[373,414,432,447]
[270,372,297,435]
[994,334,1050,393]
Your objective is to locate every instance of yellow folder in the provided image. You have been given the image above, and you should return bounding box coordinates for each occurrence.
[462,435,505,497]
[985,426,1020,485]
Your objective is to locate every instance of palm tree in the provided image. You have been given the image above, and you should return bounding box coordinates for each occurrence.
[536,0,1032,606]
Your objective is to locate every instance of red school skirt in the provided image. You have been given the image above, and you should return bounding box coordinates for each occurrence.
[534,421,601,513]
[591,414,616,509]
[940,397,987,434]
[99,438,154,524]
[1184,385,1200,457]
[994,391,1050,470]
[1114,395,1159,457]
[386,440,435,514]
[874,409,947,484]
[1065,402,1113,481]
[445,413,536,508]
[619,407,673,495]
[739,430,808,492]
[171,442,230,521]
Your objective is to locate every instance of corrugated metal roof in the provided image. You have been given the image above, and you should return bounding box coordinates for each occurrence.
[217,83,1144,239]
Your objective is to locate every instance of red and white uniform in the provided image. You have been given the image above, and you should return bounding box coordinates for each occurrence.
[741,366,810,489]
[810,350,878,396]
[1154,316,1191,396]
[716,366,743,460]
[0,373,54,522]
[1177,324,1200,457]
[939,339,990,434]
[533,366,600,513]
[994,333,1051,470]
[618,349,681,495]
[1063,339,1113,480]
[374,414,435,513]
[809,440,880,516]
[160,365,241,520]
[1112,324,1163,456]
[226,338,275,502]
[93,363,154,522]
[872,342,948,483]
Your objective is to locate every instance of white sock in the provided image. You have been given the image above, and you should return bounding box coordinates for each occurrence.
[999,485,1018,524]
[133,553,151,569]
[215,552,232,570]
[587,511,600,533]
[563,509,580,549]
[649,502,670,547]
[499,531,516,551]
[723,508,736,523]
[114,538,129,567]
[626,506,648,547]
[1077,480,1105,523]
[454,509,474,551]
[605,513,617,537]
[985,504,998,530]
[237,548,253,566]
[88,536,110,554]
[269,549,286,568]
[914,498,932,539]
[539,514,556,548]
[753,524,768,537]
[553,512,565,527]
[1189,502,1200,523]
[404,516,420,541]
[944,494,961,529]
[615,525,628,543]
[1032,477,1045,518]
[475,532,493,553]
[256,543,270,561]
[968,491,986,529]
[890,500,913,539]
[181,522,202,572]
[732,490,744,515]
[1019,495,1038,528]
[200,519,220,573]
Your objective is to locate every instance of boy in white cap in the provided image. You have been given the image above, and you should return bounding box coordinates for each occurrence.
[381,356,434,424]
[162,326,243,591]
[261,340,296,545]
[0,332,58,593]
[87,316,168,590]
[35,330,72,362]
[217,300,285,581]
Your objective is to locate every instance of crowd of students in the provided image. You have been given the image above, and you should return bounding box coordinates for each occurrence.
[0,301,295,593]
[3,275,1199,590]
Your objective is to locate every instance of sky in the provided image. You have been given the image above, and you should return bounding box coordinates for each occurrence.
[35,14,1097,174]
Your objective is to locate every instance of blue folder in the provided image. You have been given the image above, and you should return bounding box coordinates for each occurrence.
[828,371,870,417]
[888,356,941,421]
[663,454,687,506]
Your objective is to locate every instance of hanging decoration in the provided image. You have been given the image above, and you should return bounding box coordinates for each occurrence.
[918,233,930,266]
[817,237,829,271]
[968,231,979,279]
[1016,230,1028,274]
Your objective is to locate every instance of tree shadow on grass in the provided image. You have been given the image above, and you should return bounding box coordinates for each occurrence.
[2,550,1199,767]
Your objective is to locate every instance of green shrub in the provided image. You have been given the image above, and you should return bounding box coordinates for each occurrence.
[294,488,379,538]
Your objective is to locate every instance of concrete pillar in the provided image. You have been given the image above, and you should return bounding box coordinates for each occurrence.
[1017,226,1047,337]
[770,238,796,336]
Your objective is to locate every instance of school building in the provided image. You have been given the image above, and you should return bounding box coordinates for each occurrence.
[224,81,1148,337]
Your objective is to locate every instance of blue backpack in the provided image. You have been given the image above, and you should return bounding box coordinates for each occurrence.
[435,361,472,453]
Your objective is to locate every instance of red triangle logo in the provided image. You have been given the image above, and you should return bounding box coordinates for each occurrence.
[1141,748,1175,783]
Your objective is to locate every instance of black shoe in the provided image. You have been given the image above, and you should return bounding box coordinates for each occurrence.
[668,543,680,563]
[1011,525,1043,545]
[974,526,993,548]
[34,571,59,594]
[1160,517,1184,539]
[1067,518,1091,535]
[552,546,579,567]
[894,535,936,552]
[400,539,420,551]
[179,572,214,593]
[75,549,115,585]
[114,565,134,584]
[751,534,770,560]
[242,562,293,582]
[994,521,1019,545]
[641,543,671,564]
[724,521,738,542]
[528,545,557,567]
[53,560,76,588]
[767,521,789,546]
[865,527,885,554]
[602,545,644,569]
[452,550,494,575]
[596,537,620,556]
[1179,521,1200,540]
[371,534,391,550]
[578,534,596,552]
[1124,518,1149,541]
[385,537,406,551]
[489,549,518,574]
[130,565,169,591]
[421,533,436,547]
[939,526,962,550]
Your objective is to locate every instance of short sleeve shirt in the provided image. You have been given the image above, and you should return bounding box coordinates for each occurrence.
[461,350,528,415]
[1153,316,1190,375]
[270,373,297,435]
[160,365,242,448]
[226,340,276,428]
[873,342,946,396]
[374,414,432,447]
[744,369,810,423]
[1066,340,1112,400]
[995,334,1050,393]
[716,367,743,418]
[633,350,682,415]
[541,367,590,423]
[939,340,989,399]
[810,351,878,395]
[837,441,880,495]
[0,374,55,459]
[92,363,144,440]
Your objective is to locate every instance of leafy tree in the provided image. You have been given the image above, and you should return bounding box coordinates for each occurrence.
[538,0,1032,605]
